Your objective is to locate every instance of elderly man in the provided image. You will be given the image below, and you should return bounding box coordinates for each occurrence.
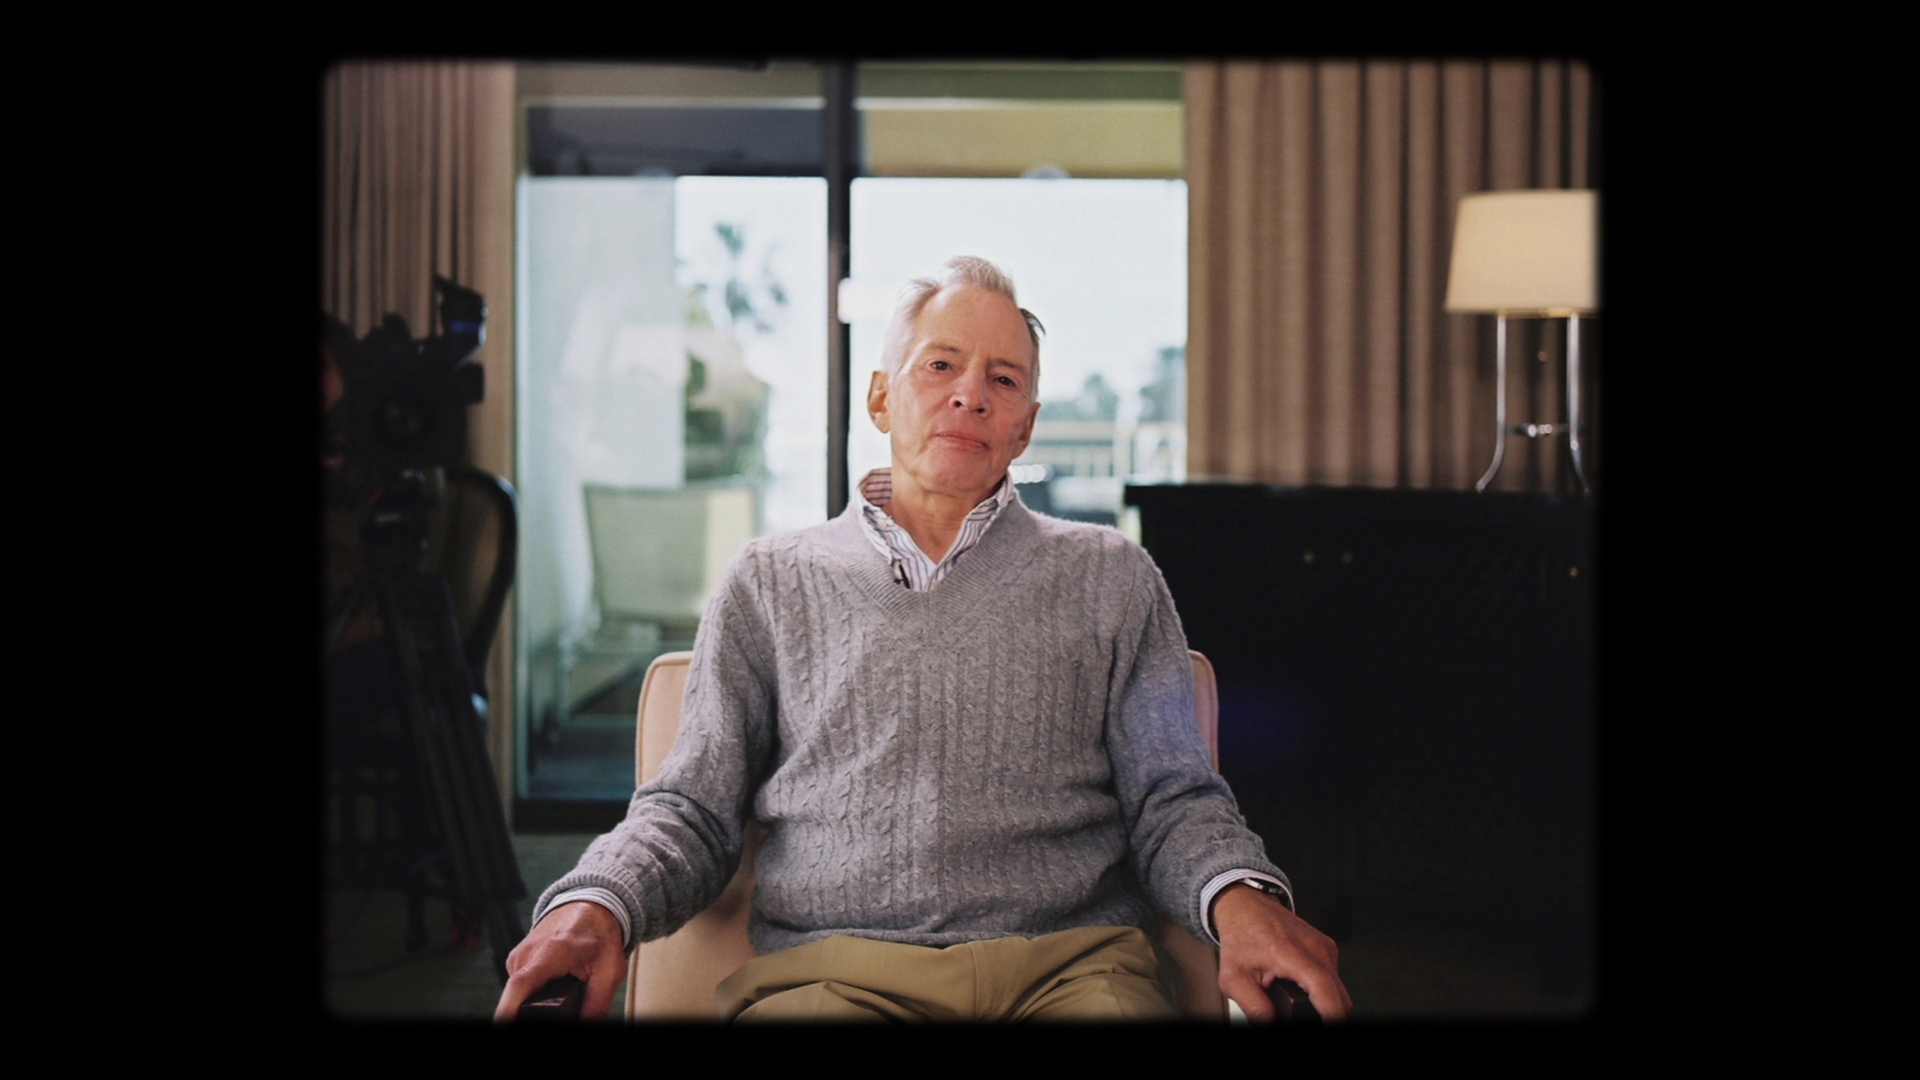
[496,256,1350,1022]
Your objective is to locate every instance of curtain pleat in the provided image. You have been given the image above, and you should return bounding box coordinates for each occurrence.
[324,61,509,345]
[1188,58,1596,492]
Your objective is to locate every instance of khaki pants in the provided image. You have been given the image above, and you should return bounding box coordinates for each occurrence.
[715,925,1180,1023]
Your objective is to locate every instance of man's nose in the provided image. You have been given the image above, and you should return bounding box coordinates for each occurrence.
[951,371,989,413]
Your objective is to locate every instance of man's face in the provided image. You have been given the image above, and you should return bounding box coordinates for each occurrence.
[868,283,1040,505]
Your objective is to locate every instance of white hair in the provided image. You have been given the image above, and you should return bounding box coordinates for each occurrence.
[878,256,1044,398]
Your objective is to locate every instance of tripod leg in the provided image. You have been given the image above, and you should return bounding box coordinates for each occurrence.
[380,574,528,968]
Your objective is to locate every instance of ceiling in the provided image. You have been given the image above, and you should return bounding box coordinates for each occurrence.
[517,61,1184,179]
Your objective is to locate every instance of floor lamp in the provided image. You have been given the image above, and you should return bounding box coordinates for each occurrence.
[1445,190,1598,494]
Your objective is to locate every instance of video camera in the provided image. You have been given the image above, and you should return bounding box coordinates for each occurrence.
[326,274,487,478]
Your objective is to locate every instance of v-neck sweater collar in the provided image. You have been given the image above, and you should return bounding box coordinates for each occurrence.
[828,485,1044,621]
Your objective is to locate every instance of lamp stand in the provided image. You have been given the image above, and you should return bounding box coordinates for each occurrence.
[1474,313,1592,495]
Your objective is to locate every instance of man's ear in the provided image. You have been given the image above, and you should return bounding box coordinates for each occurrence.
[867,370,892,433]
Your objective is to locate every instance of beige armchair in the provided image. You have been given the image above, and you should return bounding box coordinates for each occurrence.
[620,649,1232,1022]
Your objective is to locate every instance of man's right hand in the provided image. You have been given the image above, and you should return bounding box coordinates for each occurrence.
[494,901,629,1022]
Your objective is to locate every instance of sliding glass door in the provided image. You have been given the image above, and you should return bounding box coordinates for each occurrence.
[511,62,1186,822]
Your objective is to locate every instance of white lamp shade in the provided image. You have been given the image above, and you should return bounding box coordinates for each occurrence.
[1444,190,1598,315]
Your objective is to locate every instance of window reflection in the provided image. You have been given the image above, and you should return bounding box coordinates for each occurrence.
[517,176,825,802]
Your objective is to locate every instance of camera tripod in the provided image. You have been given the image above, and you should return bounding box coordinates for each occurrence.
[325,466,526,979]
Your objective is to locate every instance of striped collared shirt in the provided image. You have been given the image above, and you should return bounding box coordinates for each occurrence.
[854,468,1016,591]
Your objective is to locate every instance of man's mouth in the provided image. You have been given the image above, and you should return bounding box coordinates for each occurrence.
[931,431,990,450]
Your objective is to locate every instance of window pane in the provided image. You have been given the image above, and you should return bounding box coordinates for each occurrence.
[517,175,825,802]
[675,178,830,539]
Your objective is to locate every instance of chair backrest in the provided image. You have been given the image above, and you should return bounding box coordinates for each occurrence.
[623,649,1228,1021]
[425,466,517,696]
[582,484,757,632]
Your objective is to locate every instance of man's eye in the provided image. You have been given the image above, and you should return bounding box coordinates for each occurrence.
[930,360,951,371]
[996,376,1018,388]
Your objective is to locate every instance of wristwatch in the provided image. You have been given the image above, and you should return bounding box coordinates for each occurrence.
[1234,876,1289,904]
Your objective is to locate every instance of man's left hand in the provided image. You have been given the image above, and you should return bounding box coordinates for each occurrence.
[1212,884,1353,1022]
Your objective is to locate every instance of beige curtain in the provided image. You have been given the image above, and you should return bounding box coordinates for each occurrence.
[322,60,519,808]
[1186,59,1595,492]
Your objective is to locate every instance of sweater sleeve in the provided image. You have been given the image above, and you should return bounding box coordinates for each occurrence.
[529,547,779,946]
[1103,546,1290,943]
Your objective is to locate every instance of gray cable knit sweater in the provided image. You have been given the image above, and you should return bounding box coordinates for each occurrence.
[534,496,1286,955]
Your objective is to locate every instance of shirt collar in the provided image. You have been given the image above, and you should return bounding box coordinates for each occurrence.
[854,468,1017,589]
[855,468,1014,516]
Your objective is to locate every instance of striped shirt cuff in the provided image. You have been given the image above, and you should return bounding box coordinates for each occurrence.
[1199,870,1294,945]
[542,886,633,949]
